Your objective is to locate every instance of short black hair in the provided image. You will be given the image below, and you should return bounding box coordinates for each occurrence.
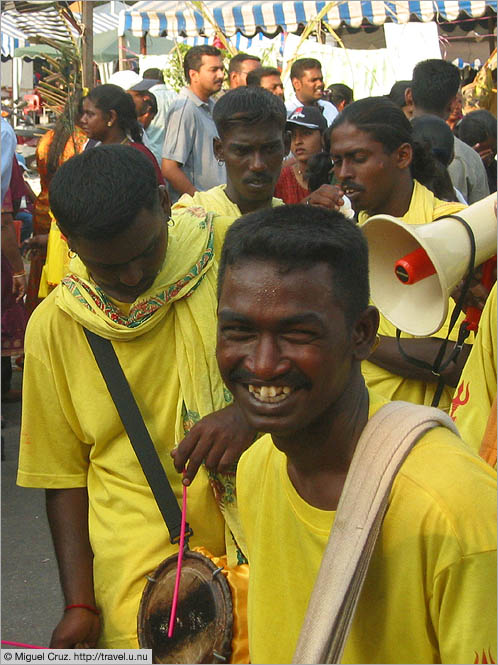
[456,109,497,146]
[411,59,461,115]
[228,52,261,74]
[411,114,455,167]
[85,84,142,142]
[246,66,282,87]
[330,97,448,199]
[327,83,354,107]
[290,58,322,81]
[331,96,413,155]
[134,90,158,116]
[218,205,369,328]
[142,67,164,83]
[183,45,221,84]
[213,86,286,138]
[388,80,412,108]
[49,145,160,240]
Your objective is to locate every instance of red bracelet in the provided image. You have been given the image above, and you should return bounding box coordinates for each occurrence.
[64,603,100,616]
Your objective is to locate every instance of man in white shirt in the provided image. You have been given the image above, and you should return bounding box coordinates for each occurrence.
[285,58,338,126]
[140,68,177,165]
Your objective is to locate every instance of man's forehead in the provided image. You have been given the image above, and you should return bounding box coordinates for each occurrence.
[223,122,284,144]
[262,75,282,85]
[200,54,222,67]
[302,68,322,78]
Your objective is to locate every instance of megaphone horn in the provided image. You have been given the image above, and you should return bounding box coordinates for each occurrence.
[362,194,497,337]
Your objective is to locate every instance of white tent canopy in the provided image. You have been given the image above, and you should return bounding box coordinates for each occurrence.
[118,0,497,38]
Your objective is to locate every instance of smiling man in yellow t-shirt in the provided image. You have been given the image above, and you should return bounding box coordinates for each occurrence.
[216,204,496,664]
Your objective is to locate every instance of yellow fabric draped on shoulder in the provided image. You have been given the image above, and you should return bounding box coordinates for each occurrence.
[55,212,246,563]
[38,216,69,298]
[358,180,465,227]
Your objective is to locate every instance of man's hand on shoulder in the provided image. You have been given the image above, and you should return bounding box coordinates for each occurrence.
[50,608,100,648]
[171,404,256,485]
[308,184,345,210]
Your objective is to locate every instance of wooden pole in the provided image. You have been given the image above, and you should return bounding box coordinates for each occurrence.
[81,1,94,88]
[118,35,127,70]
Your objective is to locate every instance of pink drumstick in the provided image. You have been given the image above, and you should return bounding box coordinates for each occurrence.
[168,477,188,638]
[1,641,48,649]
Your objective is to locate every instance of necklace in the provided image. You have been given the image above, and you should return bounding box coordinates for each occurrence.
[293,161,308,186]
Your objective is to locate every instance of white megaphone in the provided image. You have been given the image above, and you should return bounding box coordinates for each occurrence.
[362,194,497,337]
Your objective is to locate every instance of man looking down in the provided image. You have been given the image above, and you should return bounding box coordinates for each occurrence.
[17,145,253,649]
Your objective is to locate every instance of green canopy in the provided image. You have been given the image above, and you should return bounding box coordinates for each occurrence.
[14,31,174,63]
[93,30,174,62]
[14,43,60,59]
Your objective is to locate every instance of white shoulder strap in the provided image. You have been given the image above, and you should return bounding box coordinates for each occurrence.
[292,401,459,664]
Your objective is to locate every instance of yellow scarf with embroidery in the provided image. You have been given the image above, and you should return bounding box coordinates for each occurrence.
[56,212,246,562]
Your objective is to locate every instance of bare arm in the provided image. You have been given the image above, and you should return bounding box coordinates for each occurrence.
[46,487,100,648]
[171,404,257,485]
[161,159,196,197]
[1,213,27,300]
[369,335,472,388]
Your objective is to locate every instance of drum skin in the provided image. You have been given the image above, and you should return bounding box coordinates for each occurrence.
[138,549,233,663]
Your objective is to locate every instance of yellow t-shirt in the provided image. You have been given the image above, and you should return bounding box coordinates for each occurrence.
[172,184,283,260]
[360,181,470,411]
[18,219,233,648]
[237,391,497,664]
[452,283,497,461]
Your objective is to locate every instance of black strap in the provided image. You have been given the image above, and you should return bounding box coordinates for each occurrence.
[394,214,477,408]
[83,328,191,545]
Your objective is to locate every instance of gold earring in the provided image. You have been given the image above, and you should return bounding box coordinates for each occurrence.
[107,121,112,127]
[68,250,77,259]
[371,334,380,352]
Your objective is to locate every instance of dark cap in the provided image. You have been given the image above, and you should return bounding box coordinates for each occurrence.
[129,78,158,92]
[286,106,327,132]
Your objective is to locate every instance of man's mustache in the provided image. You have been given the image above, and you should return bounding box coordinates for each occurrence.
[340,180,365,193]
[229,366,310,389]
[243,174,273,185]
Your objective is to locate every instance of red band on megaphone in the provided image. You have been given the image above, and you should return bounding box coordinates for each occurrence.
[394,247,437,285]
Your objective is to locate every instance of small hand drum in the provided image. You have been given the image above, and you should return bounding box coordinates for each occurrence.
[138,549,233,664]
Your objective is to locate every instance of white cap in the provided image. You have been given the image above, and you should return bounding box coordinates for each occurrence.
[108,71,141,90]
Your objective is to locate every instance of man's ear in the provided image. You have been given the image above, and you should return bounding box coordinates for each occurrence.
[213,136,223,162]
[444,94,457,121]
[351,306,379,361]
[291,76,300,92]
[396,142,412,169]
[404,87,413,107]
[158,185,171,219]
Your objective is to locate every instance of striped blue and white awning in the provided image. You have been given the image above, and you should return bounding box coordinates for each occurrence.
[119,1,497,37]
[1,5,121,50]
[1,14,28,57]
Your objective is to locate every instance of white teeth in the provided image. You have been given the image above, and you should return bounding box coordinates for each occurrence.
[247,385,294,403]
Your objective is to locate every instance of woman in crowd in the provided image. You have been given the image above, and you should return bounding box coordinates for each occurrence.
[456,109,497,194]
[23,91,87,316]
[80,84,164,183]
[274,106,327,204]
[39,84,166,297]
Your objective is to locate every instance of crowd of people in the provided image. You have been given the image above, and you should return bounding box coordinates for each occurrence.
[1,44,496,663]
